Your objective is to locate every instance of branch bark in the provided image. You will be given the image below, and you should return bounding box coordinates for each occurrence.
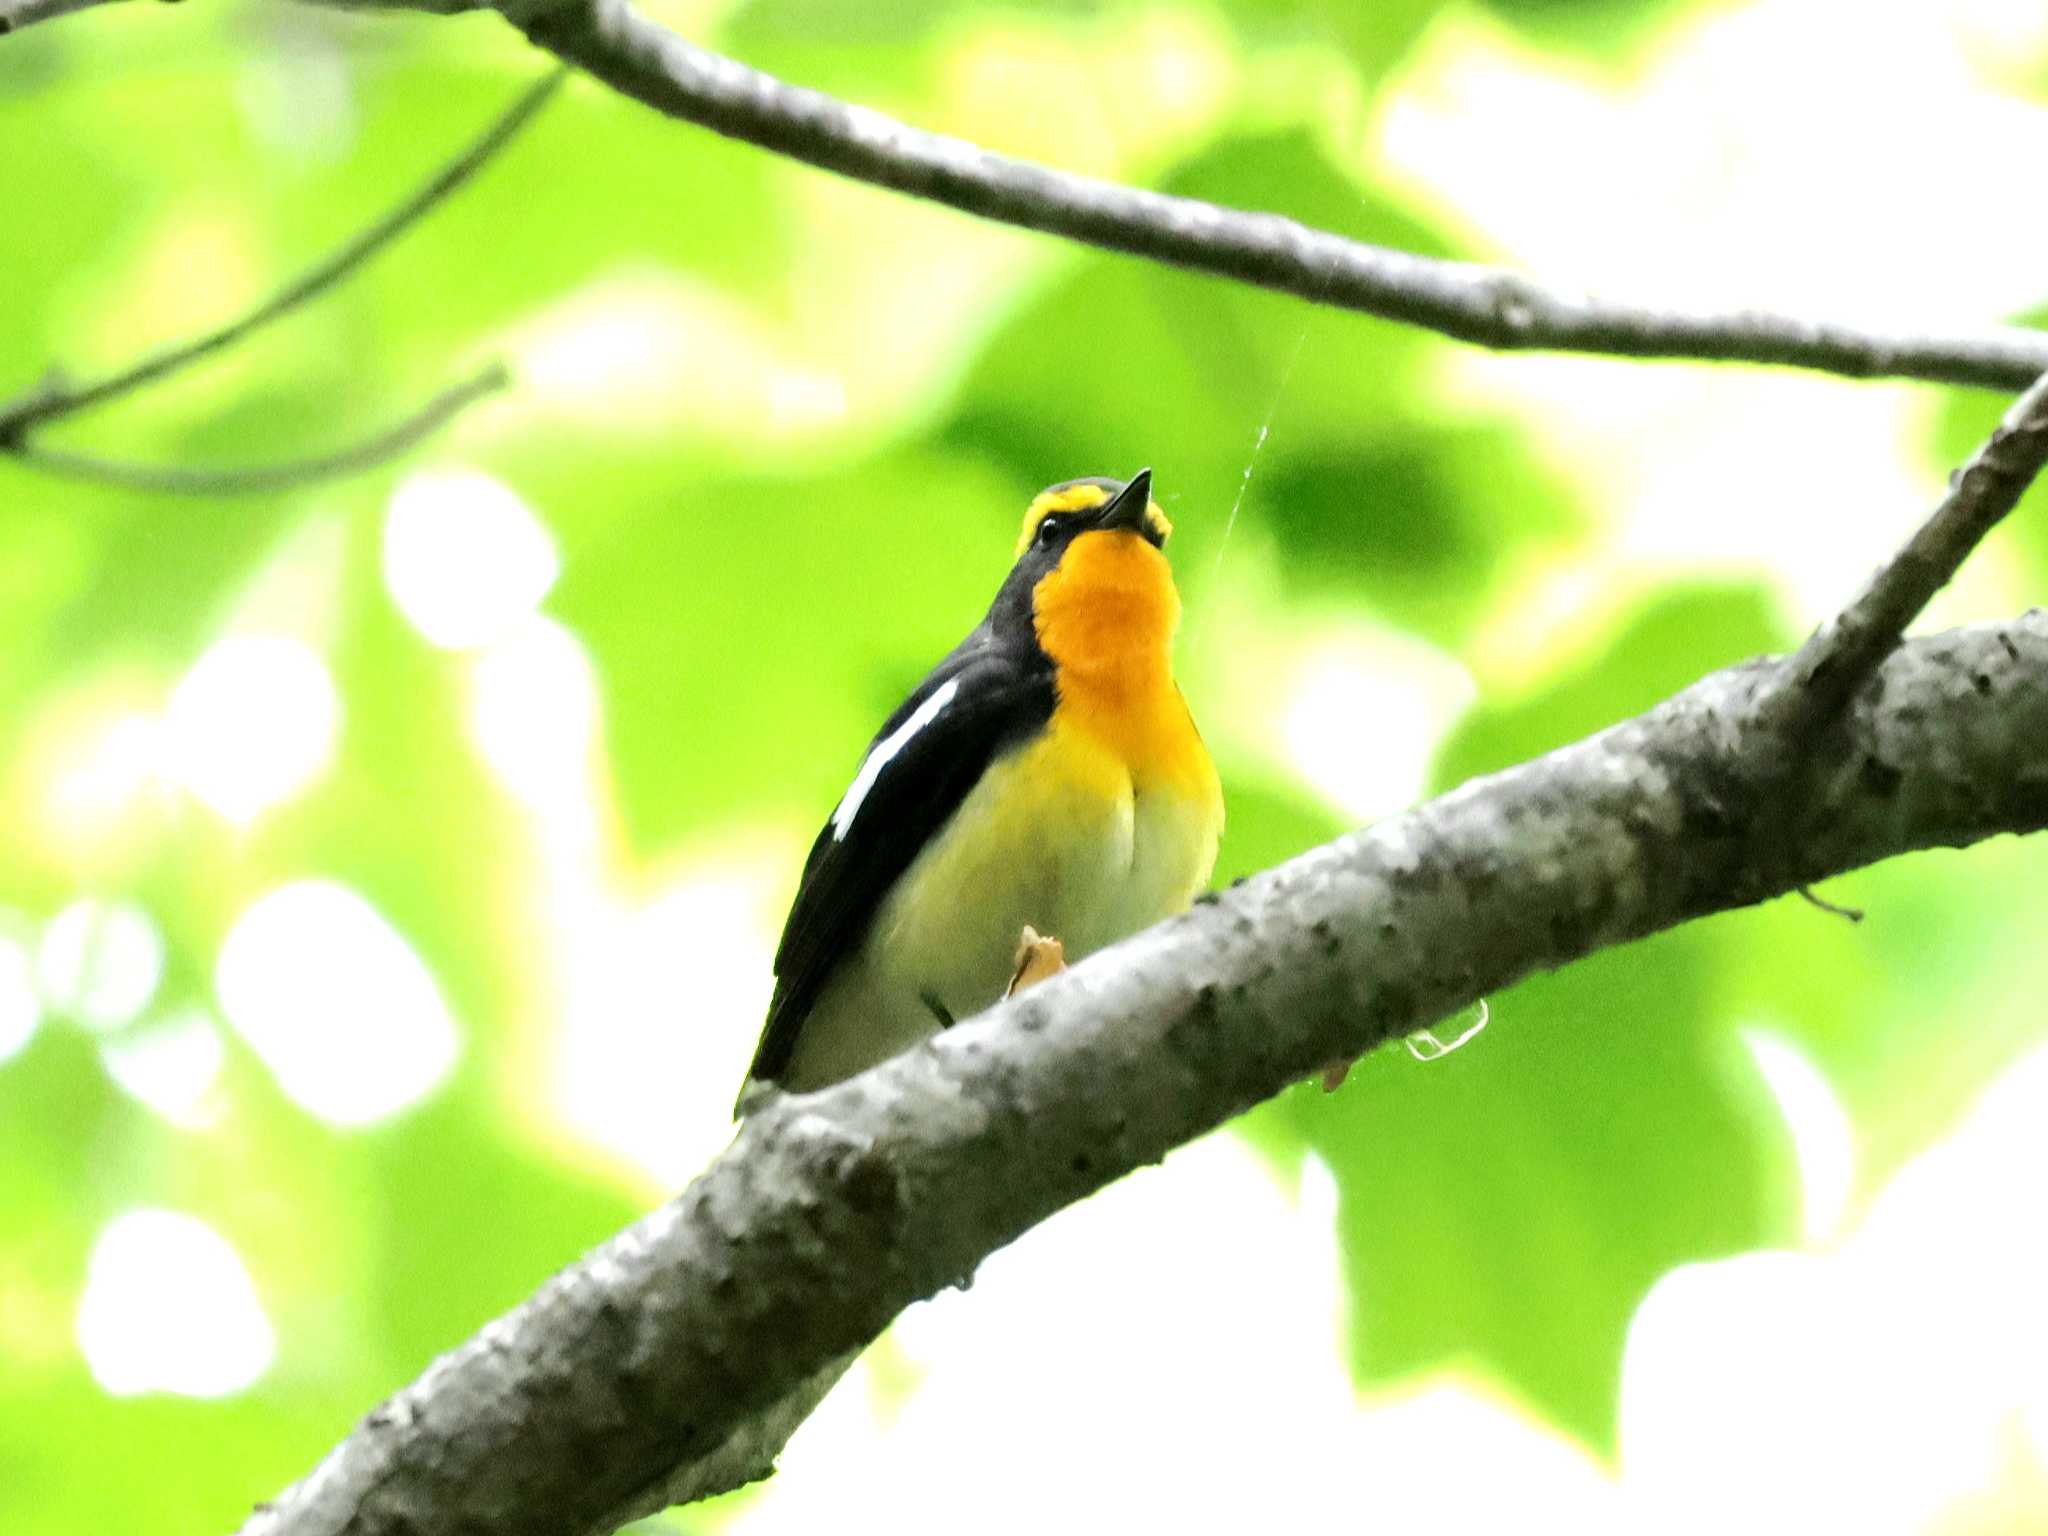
[239,608,2048,1536]
[300,0,2048,391]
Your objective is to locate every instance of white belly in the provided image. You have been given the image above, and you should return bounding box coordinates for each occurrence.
[776,716,1218,1090]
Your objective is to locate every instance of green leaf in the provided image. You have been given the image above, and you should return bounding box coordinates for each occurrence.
[1255,586,1798,1448]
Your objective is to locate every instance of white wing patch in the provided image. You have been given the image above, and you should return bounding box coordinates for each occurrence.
[831,677,961,842]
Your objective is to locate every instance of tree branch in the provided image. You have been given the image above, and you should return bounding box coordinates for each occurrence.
[1775,368,2048,723]
[232,308,2048,1530]
[0,68,562,444]
[0,0,132,37]
[301,0,2048,391]
[237,607,2048,1536]
[5,363,508,494]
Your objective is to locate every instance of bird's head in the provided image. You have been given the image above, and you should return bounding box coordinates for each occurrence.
[1012,469,1172,562]
[993,469,1182,680]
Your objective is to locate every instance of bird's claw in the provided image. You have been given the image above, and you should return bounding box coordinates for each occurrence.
[1006,925,1067,996]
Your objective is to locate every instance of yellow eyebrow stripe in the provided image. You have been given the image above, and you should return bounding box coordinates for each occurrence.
[1017,484,1112,555]
[1016,483,1174,554]
[1035,485,1113,515]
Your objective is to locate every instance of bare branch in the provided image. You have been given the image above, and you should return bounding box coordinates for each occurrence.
[1776,369,2048,722]
[320,0,2048,392]
[0,67,563,443]
[6,364,508,495]
[236,608,2048,1536]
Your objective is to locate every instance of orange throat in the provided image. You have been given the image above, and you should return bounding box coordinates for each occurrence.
[1031,529,1198,783]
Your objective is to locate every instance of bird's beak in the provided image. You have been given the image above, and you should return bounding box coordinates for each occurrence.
[1094,468,1159,545]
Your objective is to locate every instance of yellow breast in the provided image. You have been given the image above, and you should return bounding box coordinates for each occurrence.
[1030,527,1219,804]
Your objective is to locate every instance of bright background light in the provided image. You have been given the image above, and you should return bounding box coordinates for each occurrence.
[76,1210,274,1399]
[0,924,41,1064]
[36,898,164,1033]
[384,467,560,651]
[1278,626,1477,823]
[548,857,783,1188]
[1621,1041,2048,1532]
[468,614,601,814]
[215,881,460,1126]
[98,1007,227,1128]
[163,634,340,827]
[1742,1027,1857,1245]
[733,1136,1384,1533]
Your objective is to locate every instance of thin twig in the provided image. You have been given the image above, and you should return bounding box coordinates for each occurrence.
[0,67,564,442]
[1775,368,2048,725]
[461,0,2048,391]
[1795,886,1865,923]
[6,364,507,495]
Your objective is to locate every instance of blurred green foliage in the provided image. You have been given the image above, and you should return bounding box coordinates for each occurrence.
[3,0,2047,1531]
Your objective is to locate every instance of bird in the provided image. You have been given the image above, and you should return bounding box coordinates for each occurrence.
[735,469,1223,1114]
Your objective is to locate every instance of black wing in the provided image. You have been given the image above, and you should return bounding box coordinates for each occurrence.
[740,633,1054,1095]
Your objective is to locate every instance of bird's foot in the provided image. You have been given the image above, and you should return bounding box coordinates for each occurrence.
[1006,925,1066,996]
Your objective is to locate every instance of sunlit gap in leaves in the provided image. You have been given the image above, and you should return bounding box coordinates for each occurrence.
[1619,1040,2048,1528]
[1740,1026,1856,1245]
[384,468,560,651]
[380,466,592,824]
[233,26,356,157]
[76,1210,274,1399]
[99,1006,228,1129]
[0,919,38,1064]
[37,897,163,1033]
[549,856,783,1190]
[28,635,336,867]
[502,272,850,444]
[40,709,163,858]
[472,636,787,1184]
[32,896,229,1125]
[1273,623,1476,826]
[1949,0,2048,75]
[215,881,459,1127]
[468,616,600,823]
[1376,0,2048,668]
[1192,567,1481,917]
[734,1135,1620,1532]
[382,470,785,1188]
[165,633,340,827]
[732,1137,1350,1530]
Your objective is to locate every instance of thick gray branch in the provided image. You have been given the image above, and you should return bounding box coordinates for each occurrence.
[305,0,2048,390]
[240,611,2048,1536]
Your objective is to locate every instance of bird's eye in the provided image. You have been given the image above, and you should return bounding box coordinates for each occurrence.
[1036,514,1066,549]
